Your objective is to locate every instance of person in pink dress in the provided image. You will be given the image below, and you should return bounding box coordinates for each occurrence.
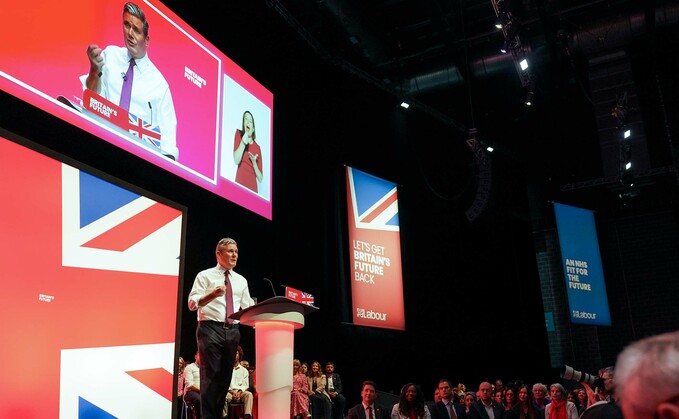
[291,359,311,419]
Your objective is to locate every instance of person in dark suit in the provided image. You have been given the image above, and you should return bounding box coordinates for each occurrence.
[467,382,507,419]
[431,378,467,419]
[325,361,346,419]
[346,380,390,419]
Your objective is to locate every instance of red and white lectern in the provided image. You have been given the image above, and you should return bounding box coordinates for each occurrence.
[230,296,318,419]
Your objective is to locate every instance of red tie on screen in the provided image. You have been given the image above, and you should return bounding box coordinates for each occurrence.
[368,406,374,419]
[119,58,135,111]
[224,270,234,324]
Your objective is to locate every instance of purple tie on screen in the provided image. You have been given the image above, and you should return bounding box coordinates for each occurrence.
[119,58,135,111]
[225,270,234,324]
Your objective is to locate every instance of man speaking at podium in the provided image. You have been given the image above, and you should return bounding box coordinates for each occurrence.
[81,2,179,160]
[188,238,255,419]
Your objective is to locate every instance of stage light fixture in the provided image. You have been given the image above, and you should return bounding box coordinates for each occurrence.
[624,129,631,138]
[500,39,509,54]
[486,146,494,153]
[495,21,503,29]
[525,91,534,106]
[519,59,528,71]
[400,101,410,109]
[625,161,632,170]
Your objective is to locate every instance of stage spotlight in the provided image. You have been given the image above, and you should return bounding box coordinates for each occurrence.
[519,59,528,71]
[500,39,509,54]
[625,161,632,170]
[624,129,631,139]
[400,101,410,109]
[486,146,494,153]
[495,22,503,29]
[525,91,534,106]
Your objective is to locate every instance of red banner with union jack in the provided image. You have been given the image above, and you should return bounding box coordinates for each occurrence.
[346,166,405,330]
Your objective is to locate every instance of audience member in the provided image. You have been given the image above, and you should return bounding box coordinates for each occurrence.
[184,352,202,418]
[177,357,186,417]
[495,380,505,394]
[325,361,346,419]
[391,383,432,419]
[431,378,467,419]
[544,384,577,419]
[532,383,549,413]
[291,359,311,419]
[504,387,517,411]
[307,361,332,419]
[576,388,588,416]
[302,362,309,376]
[510,384,540,419]
[347,380,390,419]
[614,329,679,419]
[240,360,255,393]
[463,392,476,415]
[495,390,504,405]
[433,389,441,403]
[467,381,507,419]
[225,346,253,419]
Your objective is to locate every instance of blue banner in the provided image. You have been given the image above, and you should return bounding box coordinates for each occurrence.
[553,203,612,326]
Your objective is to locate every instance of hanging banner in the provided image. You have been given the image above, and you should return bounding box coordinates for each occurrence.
[346,166,405,330]
[554,202,612,326]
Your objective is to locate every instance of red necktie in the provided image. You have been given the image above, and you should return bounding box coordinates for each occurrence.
[448,402,457,418]
[224,270,234,324]
[368,406,374,419]
[119,58,135,111]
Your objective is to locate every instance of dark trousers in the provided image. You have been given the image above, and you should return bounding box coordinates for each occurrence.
[330,394,346,419]
[197,321,240,419]
[184,390,202,419]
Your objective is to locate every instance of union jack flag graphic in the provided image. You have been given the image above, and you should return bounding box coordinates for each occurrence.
[0,136,182,418]
[285,286,315,306]
[128,113,161,150]
[345,166,405,330]
[347,167,400,232]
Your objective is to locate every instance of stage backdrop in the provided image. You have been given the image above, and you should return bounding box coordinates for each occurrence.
[346,166,405,330]
[0,130,185,418]
[553,202,612,326]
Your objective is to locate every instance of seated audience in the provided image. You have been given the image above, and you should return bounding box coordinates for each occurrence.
[177,357,186,418]
[291,359,311,419]
[504,387,517,411]
[532,383,549,414]
[463,392,476,415]
[325,361,346,419]
[468,381,507,419]
[307,361,332,419]
[510,384,540,419]
[391,382,432,419]
[183,352,201,418]
[576,388,588,416]
[225,346,253,419]
[431,378,467,419]
[347,380,390,419]
[544,384,577,419]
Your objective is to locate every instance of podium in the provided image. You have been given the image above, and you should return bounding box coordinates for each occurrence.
[230,296,318,419]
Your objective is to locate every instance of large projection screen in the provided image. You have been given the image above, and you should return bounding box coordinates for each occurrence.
[345,166,405,330]
[0,129,186,418]
[0,0,273,219]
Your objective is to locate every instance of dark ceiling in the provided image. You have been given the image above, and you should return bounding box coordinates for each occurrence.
[165,0,679,218]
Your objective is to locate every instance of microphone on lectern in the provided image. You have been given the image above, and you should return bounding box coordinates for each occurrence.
[263,277,277,297]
